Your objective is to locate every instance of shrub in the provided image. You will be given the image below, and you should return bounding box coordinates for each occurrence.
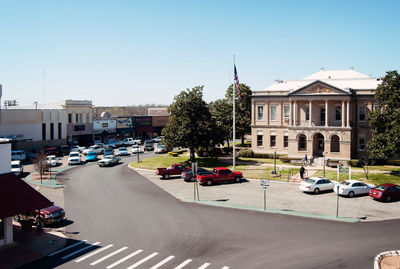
[168,152,179,157]
[238,149,254,157]
[386,160,400,166]
[222,147,232,154]
[347,160,360,167]
[279,156,290,163]
[208,147,222,157]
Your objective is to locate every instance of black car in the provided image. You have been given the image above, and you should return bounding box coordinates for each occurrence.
[181,168,211,182]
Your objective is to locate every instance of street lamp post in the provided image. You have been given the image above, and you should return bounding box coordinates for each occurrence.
[323,152,326,177]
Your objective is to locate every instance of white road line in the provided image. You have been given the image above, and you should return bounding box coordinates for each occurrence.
[48,240,87,256]
[222,267,230,269]
[198,263,210,269]
[106,249,143,269]
[75,244,113,262]
[61,242,100,259]
[175,259,192,269]
[150,255,175,269]
[90,246,128,266]
[126,252,159,269]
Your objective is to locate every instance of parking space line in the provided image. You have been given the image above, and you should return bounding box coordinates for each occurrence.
[150,255,175,269]
[90,246,128,266]
[126,252,159,269]
[106,249,143,269]
[175,259,192,269]
[75,244,113,262]
[198,262,210,269]
[48,240,87,256]
[62,242,100,259]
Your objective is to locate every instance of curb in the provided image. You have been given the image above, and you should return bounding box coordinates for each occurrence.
[374,250,400,269]
[25,166,74,189]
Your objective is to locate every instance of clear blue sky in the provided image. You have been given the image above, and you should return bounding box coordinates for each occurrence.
[1,0,399,107]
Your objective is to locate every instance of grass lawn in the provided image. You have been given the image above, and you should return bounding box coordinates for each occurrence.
[235,165,299,180]
[238,157,289,166]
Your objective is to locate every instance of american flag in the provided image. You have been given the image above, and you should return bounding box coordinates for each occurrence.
[234,64,242,100]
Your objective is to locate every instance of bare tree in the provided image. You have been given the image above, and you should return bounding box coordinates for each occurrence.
[359,156,375,180]
[33,151,49,183]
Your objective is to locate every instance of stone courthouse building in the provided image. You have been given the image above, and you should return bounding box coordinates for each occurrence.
[251,69,381,161]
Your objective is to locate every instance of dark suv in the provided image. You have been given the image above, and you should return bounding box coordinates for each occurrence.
[144,140,154,151]
[14,205,65,227]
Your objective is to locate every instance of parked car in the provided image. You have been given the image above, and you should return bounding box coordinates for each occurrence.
[144,140,154,151]
[182,168,210,182]
[46,155,58,167]
[68,152,82,165]
[11,160,23,176]
[44,147,61,157]
[11,150,26,161]
[85,151,98,161]
[133,138,142,145]
[154,144,167,154]
[117,147,130,156]
[14,205,65,227]
[196,167,243,186]
[103,148,114,156]
[56,145,71,156]
[156,164,191,179]
[369,184,400,202]
[70,145,85,153]
[153,136,164,143]
[97,155,121,167]
[334,180,375,197]
[83,145,103,155]
[131,145,142,154]
[121,138,135,146]
[299,177,336,194]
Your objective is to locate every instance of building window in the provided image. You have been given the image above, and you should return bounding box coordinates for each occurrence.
[359,105,366,121]
[42,123,46,140]
[284,105,290,121]
[374,105,382,112]
[270,135,276,148]
[76,113,79,123]
[257,135,263,147]
[298,134,307,151]
[68,113,72,123]
[305,106,309,121]
[74,125,85,132]
[359,137,366,151]
[50,123,54,140]
[0,219,4,240]
[283,136,288,148]
[331,135,340,152]
[270,105,277,121]
[58,123,62,139]
[257,106,263,121]
[335,106,341,121]
[320,107,325,125]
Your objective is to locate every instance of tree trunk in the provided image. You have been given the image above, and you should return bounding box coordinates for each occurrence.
[226,138,230,151]
[190,149,196,162]
[241,135,245,147]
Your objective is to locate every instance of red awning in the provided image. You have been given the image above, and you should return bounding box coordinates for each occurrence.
[0,173,53,219]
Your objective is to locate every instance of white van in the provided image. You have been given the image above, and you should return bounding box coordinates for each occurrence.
[11,150,26,161]
[11,160,23,176]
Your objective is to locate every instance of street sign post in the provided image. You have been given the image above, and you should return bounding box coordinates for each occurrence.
[192,162,199,201]
[260,179,269,211]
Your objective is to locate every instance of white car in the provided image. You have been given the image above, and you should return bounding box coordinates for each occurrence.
[11,160,23,176]
[131,145,142,154]
[117,147,130,156]
[299,177,336,194]
[71,145,85,153]
[83,145,103,155]
[154,144,167,154]
[46,155,58,167]
[333,180,375,197]
[68,152,82,165]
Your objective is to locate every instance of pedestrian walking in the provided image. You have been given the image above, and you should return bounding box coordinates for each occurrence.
[303,154,308,166]
[300,165,305,179]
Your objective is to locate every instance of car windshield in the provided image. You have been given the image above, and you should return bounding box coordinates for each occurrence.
[376,185,387,191]
[11,164,20,168]
[48,156,56,161]
[104,156,112,160]
[305,178,316,184]
[341,181,351,186]
[119,148,127,151]
[70,153,79,157]
[87,152,96,156]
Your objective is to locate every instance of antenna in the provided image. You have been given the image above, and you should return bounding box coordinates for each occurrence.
[33,101,38,109]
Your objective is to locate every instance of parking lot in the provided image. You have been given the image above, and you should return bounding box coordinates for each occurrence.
[134,168,400,222]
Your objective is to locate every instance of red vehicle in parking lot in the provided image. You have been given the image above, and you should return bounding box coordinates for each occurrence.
[14,205,65,227]
[156,164,190,179]
[369,183,400,202]
[196,167,243,186]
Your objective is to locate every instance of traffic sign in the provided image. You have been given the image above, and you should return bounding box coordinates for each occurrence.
[260,178,269,189]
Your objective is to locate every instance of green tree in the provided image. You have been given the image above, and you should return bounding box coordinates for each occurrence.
[367,70,400,159]
[225,83,252,146]
[209,98,231,148]
[162,86,224,161]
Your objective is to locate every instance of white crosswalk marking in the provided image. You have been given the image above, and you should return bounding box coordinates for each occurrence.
[222,267,230,269]
[126,252,159,269]
[198,263,210,269]
[106,249,143,269]
[175,259,192,269]
[48,240,87,256]
[150,255,175,269]
[62,242,100,259]
[90,246,128,266]
[75,244,113,262]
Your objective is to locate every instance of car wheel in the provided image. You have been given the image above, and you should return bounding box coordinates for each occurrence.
[235,177,241,183]
[206,179,213,186]
[36,217,45,227]
[314,188,320,194]
[164,173,170,179]
[348,191,355,198]
[386,196,391,202]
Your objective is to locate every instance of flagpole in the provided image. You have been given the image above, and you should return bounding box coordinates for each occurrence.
[233,55,236,171]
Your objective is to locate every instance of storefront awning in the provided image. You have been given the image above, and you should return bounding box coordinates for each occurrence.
[0,173,53,219]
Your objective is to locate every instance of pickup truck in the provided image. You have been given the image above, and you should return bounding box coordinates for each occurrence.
[196,167,243,186]
[156,163,190,179]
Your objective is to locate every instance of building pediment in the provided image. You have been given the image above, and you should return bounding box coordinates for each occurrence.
[289,81,350,96]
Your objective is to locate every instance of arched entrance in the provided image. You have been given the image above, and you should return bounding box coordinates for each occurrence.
[313,133,324,157]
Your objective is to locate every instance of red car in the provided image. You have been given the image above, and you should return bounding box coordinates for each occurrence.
[369,184,400,202]
[196,167,243,186]
[156,164,190,179]
[15,205,65,227]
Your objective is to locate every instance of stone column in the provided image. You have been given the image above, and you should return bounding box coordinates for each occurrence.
[280,101,283,125]
[293,101,297,126]
[266,101,269,125]
[346,101,350,127]
[251,100,255,125]
[325,100,328,127]
[341,100,345,127]
[309,100,312,127]
[290,101,293,126]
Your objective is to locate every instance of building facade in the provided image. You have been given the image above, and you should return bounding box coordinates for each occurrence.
[251,69,381,161]
[62,100,93,146]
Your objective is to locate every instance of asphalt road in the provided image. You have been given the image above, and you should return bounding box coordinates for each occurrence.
[20,154,400,269]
